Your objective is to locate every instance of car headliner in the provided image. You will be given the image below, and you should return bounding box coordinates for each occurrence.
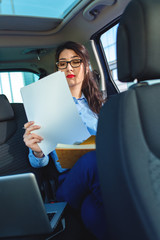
[0,0,131,74]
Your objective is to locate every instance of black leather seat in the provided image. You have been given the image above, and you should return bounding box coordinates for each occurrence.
[96,0,160,239]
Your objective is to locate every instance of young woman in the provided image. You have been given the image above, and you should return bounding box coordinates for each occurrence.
[23,41,106,240]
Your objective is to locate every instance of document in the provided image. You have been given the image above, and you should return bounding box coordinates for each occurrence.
[20,71,90,156]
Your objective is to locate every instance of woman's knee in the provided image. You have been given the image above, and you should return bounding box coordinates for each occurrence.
[77,150,97,170]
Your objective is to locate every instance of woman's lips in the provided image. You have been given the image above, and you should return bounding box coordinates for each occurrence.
[67,74,75,78]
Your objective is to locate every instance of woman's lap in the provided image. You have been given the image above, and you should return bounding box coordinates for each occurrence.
[56,150,103,208]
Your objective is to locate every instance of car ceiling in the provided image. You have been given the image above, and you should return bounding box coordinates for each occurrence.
[0,0,131,74]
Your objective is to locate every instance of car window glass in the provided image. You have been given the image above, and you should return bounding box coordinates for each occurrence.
[100,24,160,92]
[0,72,38,103]
[0,0,80,19]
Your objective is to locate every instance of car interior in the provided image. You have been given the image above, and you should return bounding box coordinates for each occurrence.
[0,0,160,239]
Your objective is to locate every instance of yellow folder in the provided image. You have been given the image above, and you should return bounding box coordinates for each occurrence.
[56,135,96,169]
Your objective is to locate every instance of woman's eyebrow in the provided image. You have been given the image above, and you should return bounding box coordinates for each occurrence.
[59,55,79,61]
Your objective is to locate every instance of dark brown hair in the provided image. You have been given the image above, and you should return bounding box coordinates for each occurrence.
[55,41,105,114]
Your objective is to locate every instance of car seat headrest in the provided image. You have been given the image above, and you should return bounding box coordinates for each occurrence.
[0,94,16,145]
[0,94,14,121]
[117,0,160,82]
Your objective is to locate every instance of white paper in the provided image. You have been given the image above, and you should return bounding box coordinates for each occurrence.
[20,71,90,156]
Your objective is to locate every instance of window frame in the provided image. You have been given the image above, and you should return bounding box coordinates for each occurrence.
[91,17,121,96]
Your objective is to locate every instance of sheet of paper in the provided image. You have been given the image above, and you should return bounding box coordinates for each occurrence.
[20,71,90,156]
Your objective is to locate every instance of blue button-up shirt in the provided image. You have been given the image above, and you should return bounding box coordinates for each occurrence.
[29,94,98,172]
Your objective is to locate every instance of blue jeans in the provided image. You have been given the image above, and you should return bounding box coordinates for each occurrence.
[56,151,107,240]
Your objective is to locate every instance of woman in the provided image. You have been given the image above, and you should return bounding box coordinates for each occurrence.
[23,41,106,239]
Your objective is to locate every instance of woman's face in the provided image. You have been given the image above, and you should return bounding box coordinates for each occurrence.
[58,49,85,89]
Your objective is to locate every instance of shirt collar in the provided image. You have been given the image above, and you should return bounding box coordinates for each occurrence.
[73,92,86,101]
[79,92,85,100]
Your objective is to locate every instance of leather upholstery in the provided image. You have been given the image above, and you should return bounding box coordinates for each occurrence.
[0,95,16,145]
[0,94,33,174]
[0,94,14,121]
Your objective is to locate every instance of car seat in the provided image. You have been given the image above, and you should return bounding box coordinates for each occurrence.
[96,0,160,239]
[0,94,35,175]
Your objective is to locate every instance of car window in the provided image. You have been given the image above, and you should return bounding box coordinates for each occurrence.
[100,24,128,92]
[0,0,80,19]
[100,24,160,92]
[0,72,38,103]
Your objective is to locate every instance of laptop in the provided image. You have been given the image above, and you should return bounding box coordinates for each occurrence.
[0,172,67,238]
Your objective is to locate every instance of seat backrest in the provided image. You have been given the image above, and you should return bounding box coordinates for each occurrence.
[0,94,45,188]
[0,94,30,174]
[96,0,160,239]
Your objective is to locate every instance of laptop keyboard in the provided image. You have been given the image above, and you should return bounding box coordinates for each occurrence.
[47,212,56,221]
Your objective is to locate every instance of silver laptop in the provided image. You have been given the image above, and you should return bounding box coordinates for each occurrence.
[0,172,67,238]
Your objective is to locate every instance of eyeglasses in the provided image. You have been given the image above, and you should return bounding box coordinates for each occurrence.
[56,59,82,69]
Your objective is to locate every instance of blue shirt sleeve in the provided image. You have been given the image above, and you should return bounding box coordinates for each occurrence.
[29,148,49,168]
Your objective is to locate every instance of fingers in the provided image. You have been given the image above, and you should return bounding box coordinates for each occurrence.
[23,121,42,137]
[24,132,41,141]
[23,121,43,151]
[24,137,43,153]
[24,121,41,135]
[30,132,43,141]
[24,121,34,129]
[23,131,43,152]
[24,133,41,146]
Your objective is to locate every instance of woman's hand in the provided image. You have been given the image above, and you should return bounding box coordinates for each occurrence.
[23,121,44,158]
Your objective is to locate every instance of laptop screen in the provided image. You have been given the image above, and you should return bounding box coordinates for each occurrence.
[0,173,66,238]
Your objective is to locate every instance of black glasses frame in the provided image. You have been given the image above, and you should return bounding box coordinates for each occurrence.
[56,59,82,69]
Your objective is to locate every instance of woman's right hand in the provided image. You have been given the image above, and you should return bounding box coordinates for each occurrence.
[23,121,44,158]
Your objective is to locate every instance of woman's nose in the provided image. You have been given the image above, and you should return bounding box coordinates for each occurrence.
[66,62,73,70]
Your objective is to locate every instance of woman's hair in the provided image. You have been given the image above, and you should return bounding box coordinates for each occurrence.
[55,41,105,114]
